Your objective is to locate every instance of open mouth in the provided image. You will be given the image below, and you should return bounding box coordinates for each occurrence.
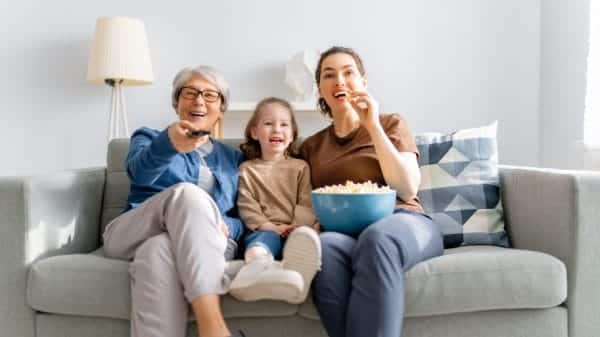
[268,136,285,145]
[190,111,208,118]
[333,91,348,100]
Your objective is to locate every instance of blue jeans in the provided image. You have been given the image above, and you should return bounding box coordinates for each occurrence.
[312,209,444,337]
[243,230,284,259]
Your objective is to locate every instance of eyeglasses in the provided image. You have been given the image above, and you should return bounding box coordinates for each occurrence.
[179,86,221,103]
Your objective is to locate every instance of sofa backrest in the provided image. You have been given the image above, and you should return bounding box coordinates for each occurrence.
[100,138,245,233]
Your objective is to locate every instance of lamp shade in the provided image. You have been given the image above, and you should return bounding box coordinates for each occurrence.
[87,17,153,85]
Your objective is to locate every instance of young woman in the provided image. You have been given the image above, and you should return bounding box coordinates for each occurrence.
[300,47,444,337]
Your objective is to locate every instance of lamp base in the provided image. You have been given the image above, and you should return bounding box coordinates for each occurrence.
[107,79,129,141]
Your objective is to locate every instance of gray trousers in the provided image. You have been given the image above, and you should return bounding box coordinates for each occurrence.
[312,209,444,337]
[103,183,229,337]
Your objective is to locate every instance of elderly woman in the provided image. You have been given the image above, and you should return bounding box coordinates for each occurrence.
[102,66,247,337]
[299,47,444,337]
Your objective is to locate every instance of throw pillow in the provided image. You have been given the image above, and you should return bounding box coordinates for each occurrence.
[415,121,509,248]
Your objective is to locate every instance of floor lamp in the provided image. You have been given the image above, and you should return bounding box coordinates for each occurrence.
[87,17,153,141]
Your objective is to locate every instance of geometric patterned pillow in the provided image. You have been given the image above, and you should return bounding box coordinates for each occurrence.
[415,121,510,248]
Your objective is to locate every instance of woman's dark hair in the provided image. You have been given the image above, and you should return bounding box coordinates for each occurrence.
[315,46,366,117]
[240,97,299,160]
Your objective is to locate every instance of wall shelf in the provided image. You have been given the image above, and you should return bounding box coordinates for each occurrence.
[214,101,321,138]
[228,101,317,112]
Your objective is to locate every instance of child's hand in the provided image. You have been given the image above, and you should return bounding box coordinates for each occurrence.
[281,224,302,238]
[281,223,321,237]
[257,223,295,238]
[278,225,298,238]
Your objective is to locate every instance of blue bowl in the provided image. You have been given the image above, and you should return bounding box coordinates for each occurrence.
[311,191,397,235]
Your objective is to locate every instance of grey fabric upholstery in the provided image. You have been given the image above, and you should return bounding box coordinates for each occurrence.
[35,307,567,337]
[2,138,599,337]
[27,246,566,321]
[401,307,568,337]
[500,166,600,337]
[0,169,105,337]
[100,139,130,234]
[403,245,565,317]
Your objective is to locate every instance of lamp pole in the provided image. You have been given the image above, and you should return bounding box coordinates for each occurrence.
[105,79,128,141]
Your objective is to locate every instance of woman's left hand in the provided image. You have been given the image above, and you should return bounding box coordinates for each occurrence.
[348,91,380,130]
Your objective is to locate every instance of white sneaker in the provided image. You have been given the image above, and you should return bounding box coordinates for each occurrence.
[228,255,304,303]
[281,226,322,304]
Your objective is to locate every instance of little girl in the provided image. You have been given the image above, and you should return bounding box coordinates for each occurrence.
[229,97,321,304]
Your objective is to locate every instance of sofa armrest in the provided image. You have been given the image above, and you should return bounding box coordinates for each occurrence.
[0,167,106,337]
[499,165,600,337]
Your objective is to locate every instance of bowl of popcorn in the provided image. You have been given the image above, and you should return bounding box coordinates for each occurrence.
[311,181,397,235]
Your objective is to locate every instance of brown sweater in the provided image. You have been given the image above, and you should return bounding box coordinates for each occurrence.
[299,113,423,212]
[237,158,316,230]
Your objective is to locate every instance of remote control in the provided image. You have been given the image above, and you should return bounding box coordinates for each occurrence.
[187,129,210,137]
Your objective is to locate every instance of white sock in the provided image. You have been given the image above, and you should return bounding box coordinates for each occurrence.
[230,254,274,289]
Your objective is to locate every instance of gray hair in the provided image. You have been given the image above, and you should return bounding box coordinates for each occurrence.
[171,65,230,112]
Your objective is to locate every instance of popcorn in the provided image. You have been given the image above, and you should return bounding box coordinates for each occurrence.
[313,181,392,194]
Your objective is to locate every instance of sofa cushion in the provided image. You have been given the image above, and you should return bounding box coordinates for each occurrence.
[403,245,566,317]
[415,122,509,248]
[28,246,566,320]
[27,248,298,321]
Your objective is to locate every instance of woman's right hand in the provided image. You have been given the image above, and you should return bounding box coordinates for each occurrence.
[167,120,209,153]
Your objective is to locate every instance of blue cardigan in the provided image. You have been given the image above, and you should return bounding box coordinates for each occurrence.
[124,127,245,240]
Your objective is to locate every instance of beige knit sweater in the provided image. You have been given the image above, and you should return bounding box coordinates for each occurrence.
[237,158,316,231]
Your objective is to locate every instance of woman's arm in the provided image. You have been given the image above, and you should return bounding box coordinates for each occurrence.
[126,128,179,185]
[367,123,421,202]
[127,121,212,185]
[348,92,421,202]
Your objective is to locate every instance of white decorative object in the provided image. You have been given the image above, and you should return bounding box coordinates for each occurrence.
[285,50,320,102]
[87,17,153,141]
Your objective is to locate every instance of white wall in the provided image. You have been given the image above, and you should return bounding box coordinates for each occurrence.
[1,0,542,177]
[539,0,591,169]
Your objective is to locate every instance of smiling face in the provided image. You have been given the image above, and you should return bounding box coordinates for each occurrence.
[318,52,367,115]
[175,76,223,131]
[250,102,295,161]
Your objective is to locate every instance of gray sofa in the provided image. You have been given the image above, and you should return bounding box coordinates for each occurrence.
[2,138,600,337]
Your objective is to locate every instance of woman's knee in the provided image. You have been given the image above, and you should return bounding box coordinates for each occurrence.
[319,232,355,269]
[356,225,396,258]
[357,223,394,249]
[164,183,221,223]
[320,232,354,249]
[356,213,444,268]
[169,182,211,203]
[167,183,218,211]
